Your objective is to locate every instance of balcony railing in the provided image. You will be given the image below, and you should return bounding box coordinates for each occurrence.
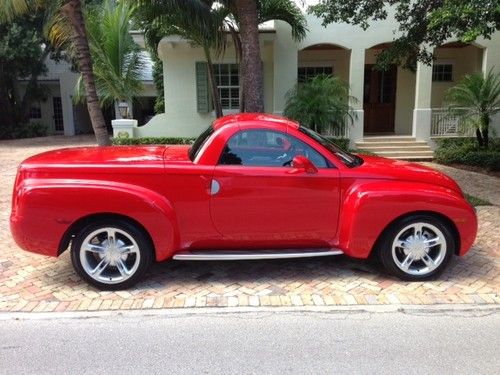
[431,108,474,137]
[320,124,350,138]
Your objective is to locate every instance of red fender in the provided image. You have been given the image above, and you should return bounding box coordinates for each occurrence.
[10,179,179,261]
[338,181,477,258]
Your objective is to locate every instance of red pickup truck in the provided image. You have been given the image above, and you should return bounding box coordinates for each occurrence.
[10,114,477,290]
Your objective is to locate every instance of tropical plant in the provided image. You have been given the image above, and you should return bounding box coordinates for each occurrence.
[444,69,500,148]
[1,0,110,145]
[284,74,356,135]
[73,0,145,117]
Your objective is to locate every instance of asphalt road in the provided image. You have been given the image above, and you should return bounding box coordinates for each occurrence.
[0,308,499,374]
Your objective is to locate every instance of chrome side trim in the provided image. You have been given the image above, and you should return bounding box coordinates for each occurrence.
[173,248,343,261]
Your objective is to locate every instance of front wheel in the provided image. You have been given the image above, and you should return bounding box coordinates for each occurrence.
[71,220,153,290]
[377,215,455,281]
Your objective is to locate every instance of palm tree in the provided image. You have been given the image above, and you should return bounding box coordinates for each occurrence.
[73,0,145,117]
[134,0,307,115]
[444,69,500,148]
[1,0,110,145]
[134,0,227,117]
[227,0,307,112]
[284,74,356,135]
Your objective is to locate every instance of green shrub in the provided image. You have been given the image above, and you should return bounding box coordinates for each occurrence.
[16,122,48,138]
[324,137,349,151]
[435,137,500,171]
[112,137,196,145]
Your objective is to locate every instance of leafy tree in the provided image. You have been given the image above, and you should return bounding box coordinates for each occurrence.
[1,0,110,145]
[0,13,51,138]
[444,69,500,148]
[73,0,145,117]
[310,0,500,69]
[284,74,356,134]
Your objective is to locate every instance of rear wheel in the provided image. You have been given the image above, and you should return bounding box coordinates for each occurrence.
[71,219,153,290]
[377,215,455,281]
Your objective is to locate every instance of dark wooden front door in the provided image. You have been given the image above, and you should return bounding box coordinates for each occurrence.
[363,65,397,133]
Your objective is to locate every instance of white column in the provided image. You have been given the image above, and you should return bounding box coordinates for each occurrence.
[412,61,433,141]
[273,21,298,115]
[59,71,79,136]
[348,48,365,147]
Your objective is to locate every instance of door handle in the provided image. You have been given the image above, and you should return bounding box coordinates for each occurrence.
[210,179,220,195]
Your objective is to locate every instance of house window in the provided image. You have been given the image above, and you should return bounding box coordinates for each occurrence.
[214,63,240,110]
[432,64,453,82]
[298,66,333,83]
[30,102,42,119]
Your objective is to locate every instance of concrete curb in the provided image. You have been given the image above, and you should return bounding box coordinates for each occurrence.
[1,303,499,321]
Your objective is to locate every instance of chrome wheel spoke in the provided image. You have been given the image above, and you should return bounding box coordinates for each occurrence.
[84,244,106,254]
[424,236,444,248]
[401,253,415,271]
[118,244,136,254]
[90,258,110,276]
[107,229,117,246]
[422,254,437,271]
[116,259,130,277]
[413,223,424,236]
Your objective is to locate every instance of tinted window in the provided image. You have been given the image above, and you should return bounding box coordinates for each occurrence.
[299,126,362,168]
[219,129,328,168]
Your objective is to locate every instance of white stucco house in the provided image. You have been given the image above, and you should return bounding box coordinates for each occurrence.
[28,3,500,159]
[115,5,500,159]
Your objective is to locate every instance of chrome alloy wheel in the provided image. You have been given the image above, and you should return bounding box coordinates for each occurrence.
[79,227,141,285]
[391,222,447,276]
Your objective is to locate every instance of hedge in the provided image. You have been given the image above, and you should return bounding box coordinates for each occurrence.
[112,137,196,145]
[325,137,349,151]
[434,137,500,171]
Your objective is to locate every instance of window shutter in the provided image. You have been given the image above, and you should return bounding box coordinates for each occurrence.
[196,62,211,113]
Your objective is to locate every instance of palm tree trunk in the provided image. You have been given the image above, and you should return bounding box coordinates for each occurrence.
[61,0,110,146]
[480,114,489,148]
[203,46,223,118]
[232,0,264,113]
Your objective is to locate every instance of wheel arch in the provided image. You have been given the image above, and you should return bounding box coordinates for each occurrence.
[58,212,155,256]
[370,210,461,258]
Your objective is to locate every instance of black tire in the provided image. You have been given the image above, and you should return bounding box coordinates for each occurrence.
[376,214,455,281]
[71,219,153,290]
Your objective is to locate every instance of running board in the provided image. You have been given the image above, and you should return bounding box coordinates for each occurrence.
[173,248,343,261]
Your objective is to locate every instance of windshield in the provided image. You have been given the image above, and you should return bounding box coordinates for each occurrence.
[299,127,362,168]
[189,125,214,161]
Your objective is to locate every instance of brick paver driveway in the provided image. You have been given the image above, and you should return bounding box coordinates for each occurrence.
[1,136,499,312]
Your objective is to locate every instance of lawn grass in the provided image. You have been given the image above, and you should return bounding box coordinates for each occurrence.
[465,193,492,206]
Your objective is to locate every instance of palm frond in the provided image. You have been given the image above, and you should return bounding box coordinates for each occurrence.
[258,0,307,41]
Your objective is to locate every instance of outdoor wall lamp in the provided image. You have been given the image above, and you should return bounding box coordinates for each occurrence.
[118,100,129,119]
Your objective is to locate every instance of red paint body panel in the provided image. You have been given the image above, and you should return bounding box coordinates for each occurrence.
[10,114,477,264]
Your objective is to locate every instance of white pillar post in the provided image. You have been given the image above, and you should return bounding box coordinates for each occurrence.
[112,119,137,138]
[348,48,365,147]
[412,61,433,141]
[273,21,298,115]
[59,71,79,136]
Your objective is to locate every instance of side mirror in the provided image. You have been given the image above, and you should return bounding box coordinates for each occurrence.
[290,155,318,174]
